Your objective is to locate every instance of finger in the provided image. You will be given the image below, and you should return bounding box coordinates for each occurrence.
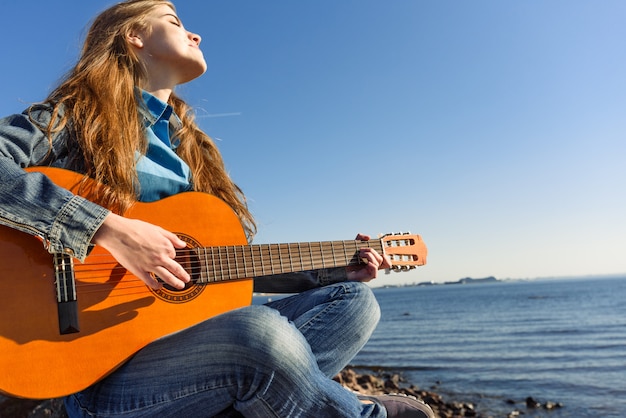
[380,254,392,269]
[138,271,163,290]
[165,257,191,282]
[368,249,390,270]
[364,262,379,279]
[355,233,371,241]
[153,266,187,289]
[160,228,188,249]
[360,249,383,267]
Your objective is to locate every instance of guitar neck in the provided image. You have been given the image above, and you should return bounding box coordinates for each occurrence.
[193,239,383,283]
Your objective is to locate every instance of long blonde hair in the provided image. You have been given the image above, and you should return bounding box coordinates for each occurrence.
[40,0,256,240]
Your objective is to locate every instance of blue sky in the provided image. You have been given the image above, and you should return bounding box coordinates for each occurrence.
[2,1,625,285]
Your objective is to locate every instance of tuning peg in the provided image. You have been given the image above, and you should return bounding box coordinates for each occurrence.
[389,265,418,272]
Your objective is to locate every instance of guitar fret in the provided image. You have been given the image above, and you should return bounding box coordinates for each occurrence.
[227,246,234,280]
[211,247,217,282]
[310,242,317,269]
[275,244,282,274]
[307,242,314,270]
[238,246,244,279]
[229,246,234,279]
[308,243,314,270]
[250,245,257,277]
[233,247,237,278]
[211,247,219,282]
[267,244,274,274]
[275,244,281,274]
[253,246,258,276]
[247,245,253,278]
[271,244,276,274]
[239,246,245,278]
[317,242,326,268]
[277,244,283,273]
[230,246,236,279]
[247,246,252,276]
[278,243,284,274]
[262,244,267,275]
[255,245,261,276]
[286,243,291,272]
[209,247,215,282]
[239,246,247,279]
[256,244,264,276]
[228,246,235,279]
[200,248,208,284]
[230,246,236,280]
[240,246,246,278]
[251,245,263,276]
[227,246,232,281]
[297,242,304,272]
[232,246,238,279]
[219,246,225,281]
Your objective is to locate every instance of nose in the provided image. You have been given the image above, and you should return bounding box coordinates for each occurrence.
[188,31,201,46]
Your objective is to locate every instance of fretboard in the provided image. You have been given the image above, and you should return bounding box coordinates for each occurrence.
[191,239,383,283]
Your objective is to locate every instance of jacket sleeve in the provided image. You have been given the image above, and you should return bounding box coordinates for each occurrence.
[252,267,348,293]
[0,107,110,261]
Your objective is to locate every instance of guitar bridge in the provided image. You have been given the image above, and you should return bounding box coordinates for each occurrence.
[54,252,80,334]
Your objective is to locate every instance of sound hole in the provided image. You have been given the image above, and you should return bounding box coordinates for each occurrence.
[155,248,201,291]
[150,234,206,303]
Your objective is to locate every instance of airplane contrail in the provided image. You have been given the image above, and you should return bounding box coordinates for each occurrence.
[195,111,242,118]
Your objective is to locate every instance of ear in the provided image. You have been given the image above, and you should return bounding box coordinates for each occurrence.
[127,30,144,49]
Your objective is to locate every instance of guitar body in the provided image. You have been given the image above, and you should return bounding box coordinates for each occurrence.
[0,168,252,399]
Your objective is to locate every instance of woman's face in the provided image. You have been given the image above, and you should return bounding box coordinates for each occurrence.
[132,4,207,87]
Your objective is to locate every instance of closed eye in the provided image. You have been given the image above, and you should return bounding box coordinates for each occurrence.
[164,13,182,27]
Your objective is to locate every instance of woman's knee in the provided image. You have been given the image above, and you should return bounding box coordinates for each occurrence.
[336,281,381,327]
[209,306,315,368]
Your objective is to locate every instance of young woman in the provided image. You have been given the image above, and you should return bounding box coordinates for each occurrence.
[0,1,434,417]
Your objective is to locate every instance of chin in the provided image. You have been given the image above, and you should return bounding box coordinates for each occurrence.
[180,63,208,84]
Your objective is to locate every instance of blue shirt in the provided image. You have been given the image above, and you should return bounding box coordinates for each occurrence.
[136,90,192,202]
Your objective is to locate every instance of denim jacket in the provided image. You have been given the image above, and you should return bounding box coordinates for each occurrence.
[0,105,109,261]
[0,104,347,292]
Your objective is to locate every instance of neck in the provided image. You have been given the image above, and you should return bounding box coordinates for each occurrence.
[139,69,176,102]
[142,85,172,102]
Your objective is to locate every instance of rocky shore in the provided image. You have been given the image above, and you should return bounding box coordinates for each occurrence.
[334,367,563,418]
[0,367,562,417]
[334,368,480,417]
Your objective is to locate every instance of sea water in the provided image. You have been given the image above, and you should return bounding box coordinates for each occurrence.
[352,277,626,417]
[254,277,625,416]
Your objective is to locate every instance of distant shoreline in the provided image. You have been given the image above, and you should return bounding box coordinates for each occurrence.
[375,272,626,289]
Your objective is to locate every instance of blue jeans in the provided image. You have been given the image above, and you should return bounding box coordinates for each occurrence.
[64,282,386,417]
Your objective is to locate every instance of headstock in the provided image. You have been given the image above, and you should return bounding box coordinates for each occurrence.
[380,232,427,271]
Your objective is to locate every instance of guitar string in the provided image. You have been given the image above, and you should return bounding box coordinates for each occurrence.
[54,238,419,296]
[69,247,362,285]
[73,240,385,276]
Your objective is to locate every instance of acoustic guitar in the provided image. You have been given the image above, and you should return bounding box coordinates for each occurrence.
[0,167,427,399]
